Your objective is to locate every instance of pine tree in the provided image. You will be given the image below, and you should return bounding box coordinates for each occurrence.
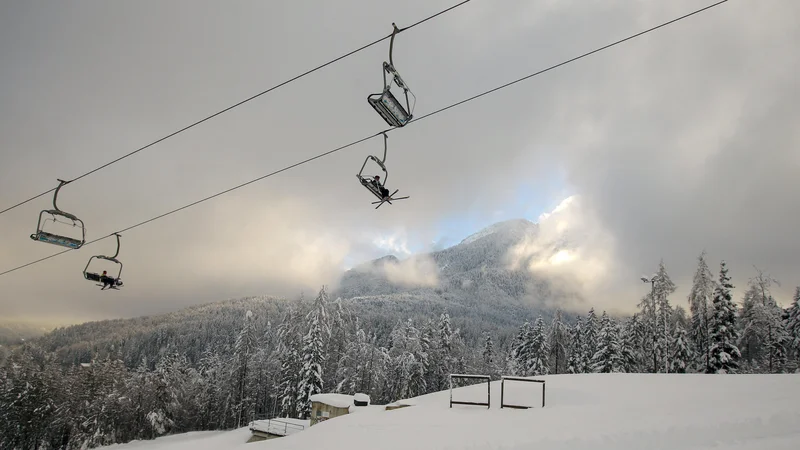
[547,310,570,374]
[582,308,599,372]
[277,307,302,418]
[687,251,714,372]
[738,270,787,373]
[671,323,693,373]
[785,287,800,366]
[591,311,621,373]
[528,316,550,375]
[297,289,327,419]
[653,260,677,372]
[511,321,533,376]
[232,310,256,427]
[482,332,496,378]
[708,261,741,374]
[618,316,640,373]
[566,317,584,374]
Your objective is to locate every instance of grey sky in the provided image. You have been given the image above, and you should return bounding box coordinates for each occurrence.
[1,0,798,323]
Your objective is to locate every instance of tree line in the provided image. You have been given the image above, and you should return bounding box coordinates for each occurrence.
[2,253,799,449]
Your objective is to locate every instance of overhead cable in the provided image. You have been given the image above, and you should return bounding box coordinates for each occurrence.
[0,0,730,278]
[0,0,476,216]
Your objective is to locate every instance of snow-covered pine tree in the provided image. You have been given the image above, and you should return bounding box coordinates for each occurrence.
[482,332,496,378]
[653,260,677,373]
[637,290,658,373]
[739,270,787,373]
[438,312,454,378]
[687,251,714,372]
[232,310,256,427]
[297,289,328,419]
[591,311,621,373]
[528,316,550,376]
[785,287,800,367]
[277,307,302,418]
[707,261,741,374]
[618,316,640,373]
[324,298,351,391]
[566,316,584,374]
[548,310,570,374]
[581,308,599,372]
[511,321,533,376]
[671,323,693,373]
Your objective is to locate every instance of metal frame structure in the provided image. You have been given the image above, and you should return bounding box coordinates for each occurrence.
[83,233,123,290]
[367,23,416,127]
[449,373,491,409]
[30,179,86,249]
[356,133,409,209]
[500,376,545,409]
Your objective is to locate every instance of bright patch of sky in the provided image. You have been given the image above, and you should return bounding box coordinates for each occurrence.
[431,170,570,251]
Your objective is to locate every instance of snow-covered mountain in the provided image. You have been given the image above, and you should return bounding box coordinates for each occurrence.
[335,218,578,330]
[31,219,577,368]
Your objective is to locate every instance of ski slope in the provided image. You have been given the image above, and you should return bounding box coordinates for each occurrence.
[99,374,800,450]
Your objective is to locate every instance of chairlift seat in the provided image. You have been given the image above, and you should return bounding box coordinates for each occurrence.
[368,89,411,128]
[31,230,83,249]
[84,272,102,282]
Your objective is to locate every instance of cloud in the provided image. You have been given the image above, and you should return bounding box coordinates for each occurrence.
[380,254,440,288]
[1,0,798,322]
[506,195,629,313]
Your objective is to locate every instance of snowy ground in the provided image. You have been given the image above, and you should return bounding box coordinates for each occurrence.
[98,374,800,450]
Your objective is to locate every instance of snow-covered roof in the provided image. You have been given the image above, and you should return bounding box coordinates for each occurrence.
[354,393,370,404]
[310,393,354,408]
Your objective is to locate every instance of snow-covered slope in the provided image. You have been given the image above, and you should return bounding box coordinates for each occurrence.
[99,374,800,450]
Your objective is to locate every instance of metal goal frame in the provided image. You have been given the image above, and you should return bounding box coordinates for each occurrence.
[449,373,491,409]
[500,376,545,409]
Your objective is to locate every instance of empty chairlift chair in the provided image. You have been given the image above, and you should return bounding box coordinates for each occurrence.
[30,179,86,249]
[367,23,416,128]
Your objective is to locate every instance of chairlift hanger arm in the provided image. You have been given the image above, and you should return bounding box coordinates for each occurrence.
[381,132,388,163]
[110,233,121,259]
[389,23,400,68]
[52,179,70,213]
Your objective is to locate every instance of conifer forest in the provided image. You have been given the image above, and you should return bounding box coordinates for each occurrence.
[2,253,799,449]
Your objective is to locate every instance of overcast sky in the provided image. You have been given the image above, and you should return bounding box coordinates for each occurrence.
[1,0,797,325]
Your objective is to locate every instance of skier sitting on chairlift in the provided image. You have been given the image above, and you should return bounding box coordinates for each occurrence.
[99,270,121,290]
[371,175,391,199]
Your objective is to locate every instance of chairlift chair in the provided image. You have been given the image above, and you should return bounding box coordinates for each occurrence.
[368,23,416,127]
[356,133,409,209]
[30,179,86,249]
[83,233,124,290]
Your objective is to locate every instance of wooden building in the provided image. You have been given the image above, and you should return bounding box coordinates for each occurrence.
[309,393,353,425]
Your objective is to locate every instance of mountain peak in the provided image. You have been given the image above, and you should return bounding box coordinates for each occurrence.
[459,218,537,246]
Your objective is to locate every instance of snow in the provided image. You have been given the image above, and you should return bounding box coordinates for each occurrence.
[95,428,250,449]
[97,374,800,450]
[309,393,354,408]
[353,393,370,404]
